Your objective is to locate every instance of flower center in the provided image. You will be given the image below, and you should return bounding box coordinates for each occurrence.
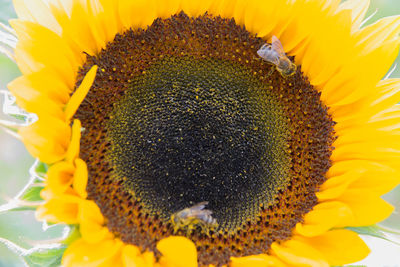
[75,12,336,266]
[107,56,290,232]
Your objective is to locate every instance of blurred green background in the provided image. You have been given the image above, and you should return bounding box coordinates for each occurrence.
[0,0,400,266]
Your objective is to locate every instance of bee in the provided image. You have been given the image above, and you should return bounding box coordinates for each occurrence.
[170,201,218,234]
[257,35,296,77]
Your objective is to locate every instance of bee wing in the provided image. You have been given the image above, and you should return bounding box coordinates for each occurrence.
[189,201,214,218]
[256,44,268,58]
[271,35,286,56]
[257,44,276,62]
[191,208,213,217]
[189,201,209,211]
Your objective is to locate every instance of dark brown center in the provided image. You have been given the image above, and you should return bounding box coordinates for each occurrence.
[74,12,335,266]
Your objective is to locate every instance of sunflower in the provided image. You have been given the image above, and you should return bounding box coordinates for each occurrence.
[3,0,400,266]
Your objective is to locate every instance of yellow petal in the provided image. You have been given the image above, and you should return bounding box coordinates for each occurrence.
[18,115,71,163]
[8,70,70,103]
[8,72,68,119]
[122,247,157,267]
[322,40,400,107]
[62,238,123,267]
[142,252,157,267]
[94,0,123,42]
[118,0,157,31]
[48,1,86,64]
[337,0,369,32]
[297,229,370,266]
[230,254,286,267]
[303,9,353,88]
[45,161,74,195]
[154,0,181,18]
[278,0,317,55]
[208,0,237,18]
[55,0,105,56]
[78,200,110,244]
[80,221,110,244]
[181,0,214,17]
[323,158,400,197]
[295,201,354,237]
[318,157,400,200]
[371,102,400,119]
[348,164,400,196]
[241,0,294,38]
[333,127,400,149]
[337,188,394,226]
[10,19,78,88]
[12,91,63,119]
[73,158,88,199]
[316,168,364,200]
[323,0,342,15]
[271,240,329,267]
[79,200,104,224]
[331,141,400,162]
[356,15,400,53]
[36,193,81,224]
[369,107,400,132]
[65,119,81,162]
[333,112,382,133]
[122,245,146,267]
[13,0,62,35]
[82,0,108,51]
[367,79,400,118]
[325,159,363,177]
[229,0,246,26]
[65,65,98,121]
[157,236,197,267]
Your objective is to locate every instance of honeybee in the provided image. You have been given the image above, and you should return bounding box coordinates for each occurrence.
[257,35,296,77]
[170,201,218,234]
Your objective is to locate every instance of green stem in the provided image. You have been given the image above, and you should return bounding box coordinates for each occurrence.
[376,224,400,236]
[62,225,81,246]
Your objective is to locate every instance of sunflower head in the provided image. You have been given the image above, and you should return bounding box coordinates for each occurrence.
[2,0,400,266]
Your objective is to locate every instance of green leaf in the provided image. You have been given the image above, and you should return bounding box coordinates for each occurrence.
[62,225,81,246]
[0,202,37,214]
[9,113,28,122]
[347,225,400,245]
[34,162,48,177]
[21,226,81,267]
[0,238,66,267]
[5,206,37,212]
[23,246,66,267]
[347,225,386,239]
[20,186,44,202]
